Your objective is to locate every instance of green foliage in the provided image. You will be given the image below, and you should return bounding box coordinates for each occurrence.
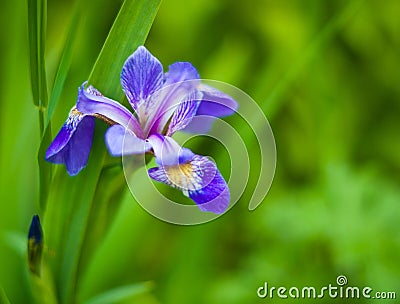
[27,0,48,111]
[1,0,400,303]
[42,1,162,303]
[88,0,162,100]
[83,282,153,304]
[28,0,52,211]
[45,1,81,129]
[0,287,11,304]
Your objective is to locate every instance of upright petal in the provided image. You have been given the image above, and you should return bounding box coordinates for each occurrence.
[164,62,199,85]
[45,108,95,176]
[166,90,201,136]
[148,154,230,214]
[120,46,164,112]
[76,83,143,138]
[105,125,151,156]
[146,63,200,135]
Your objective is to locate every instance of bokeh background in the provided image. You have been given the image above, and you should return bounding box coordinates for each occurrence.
[1,0,399,303]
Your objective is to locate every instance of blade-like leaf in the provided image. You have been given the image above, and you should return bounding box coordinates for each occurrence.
[88,0,162,100]
[44,131,108,304]
[2,231,26,257]
[76,164,126,278]
[0,286,11,304]
[37,124,52,211]
[42,1,162,303]
[28,0,48,111]
[45,2,81,129]
[28,0,39,107]
[38,1,81,212]
[83,282,153,304]
[29,0,51,211]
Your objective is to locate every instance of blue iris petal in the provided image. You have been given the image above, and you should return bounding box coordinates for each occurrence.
[148,153,230,214]
[46,108,95,176]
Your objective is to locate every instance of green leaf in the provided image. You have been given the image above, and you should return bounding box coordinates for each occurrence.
[83,282,153,304]
[37,125,52,211]
[45,2,81,129]
[0,286,11,304]
[43,1,162,303]
[37,1,81,212]
[76,164,127,278]
[88,0,162,100]
[29,265,58,304]
[43,128,108,304]
[29,0,52,211]
[27,0,48,111]
[2,231,26,258]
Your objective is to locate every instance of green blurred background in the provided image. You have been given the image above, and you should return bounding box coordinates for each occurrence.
[1,0,399,303]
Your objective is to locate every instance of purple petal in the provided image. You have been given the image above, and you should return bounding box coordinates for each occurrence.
[166,90,201,136]
[76,83,143,138]
[147,166,170,184]
[105,125,151,156]
[46,108,95,176]
[197,84,238,117]
[146,64,200,134]
[181,115,216,133]
[148,134,194,166]
[182,85,238,133]
[164,62,199,86]
[120,46,163,112]
[187,157,230,214]
[148,155,229,214]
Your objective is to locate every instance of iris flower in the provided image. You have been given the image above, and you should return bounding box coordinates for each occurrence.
[46,46,237,214]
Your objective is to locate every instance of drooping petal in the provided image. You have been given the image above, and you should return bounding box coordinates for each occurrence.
[183,84,238,133]
[76,83,143,138]
[181,115,216,133]
[197,84,238,116]
[188,159,230,213]
[45,108,95,176]
[120,46,164,112]
[166,90,201,136]
[148,155,230,214]
[105,125,151,156]
[147,134,194,166]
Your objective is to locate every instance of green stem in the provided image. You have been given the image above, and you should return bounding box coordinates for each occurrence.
[38,108,45,137]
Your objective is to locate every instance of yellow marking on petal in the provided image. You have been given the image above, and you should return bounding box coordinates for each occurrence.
[71,106,116,126]
[70,107,83,116]
[164,162,202,192]
[93,113,117,125]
